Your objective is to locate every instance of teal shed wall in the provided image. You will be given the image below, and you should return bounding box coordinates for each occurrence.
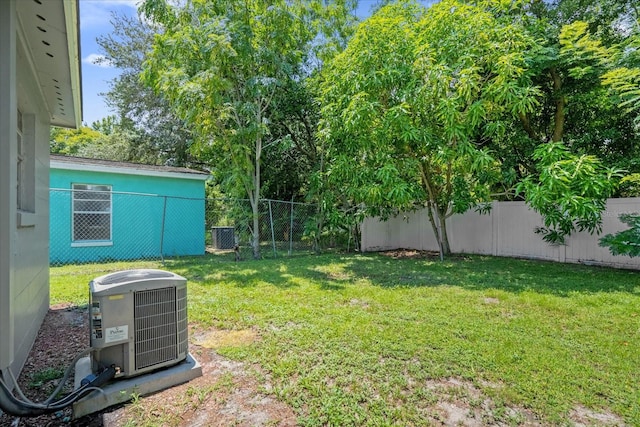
[50,168,206,264]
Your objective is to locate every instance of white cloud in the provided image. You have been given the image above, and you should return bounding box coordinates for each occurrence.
[83,53,113,68]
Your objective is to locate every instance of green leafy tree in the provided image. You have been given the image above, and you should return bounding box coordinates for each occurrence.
[141,0,356,259]
[518,142,623,244]
[320,0,538,257]
[475,0,636,244]
[618,173,640,197]
[50,126,104,155]
[602,66,640,123]
[503,0,637,143]
[475,0,639,184]
[51,116,159,163]
[260,77,321,201]
[599,213,640,257]
[77,129,155,162]
[96,12,195,166]
[90,115,119,136]
[593,17,640,257]
[601,25,640,126]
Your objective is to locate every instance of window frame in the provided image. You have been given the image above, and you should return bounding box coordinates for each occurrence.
[71,183,113,246]
[16,110,36,212]
[17,109,24,210]
[16,110,37,227]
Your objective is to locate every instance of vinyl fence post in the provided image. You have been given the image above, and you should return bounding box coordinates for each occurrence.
[159,195,167,264]
[269,199,277,257]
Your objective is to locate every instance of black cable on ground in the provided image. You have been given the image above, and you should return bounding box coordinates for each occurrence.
[0,365,115,417]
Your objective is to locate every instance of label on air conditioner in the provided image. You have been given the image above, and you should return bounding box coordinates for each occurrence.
[91,301,103,340]
[105,325,128,343]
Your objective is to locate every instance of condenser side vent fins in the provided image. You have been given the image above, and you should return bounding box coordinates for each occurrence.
[134,287,179,371]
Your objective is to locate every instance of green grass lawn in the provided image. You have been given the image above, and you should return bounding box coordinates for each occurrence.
[51,253,640,425]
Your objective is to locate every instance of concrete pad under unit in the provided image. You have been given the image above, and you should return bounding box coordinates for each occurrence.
[72,353,203,419]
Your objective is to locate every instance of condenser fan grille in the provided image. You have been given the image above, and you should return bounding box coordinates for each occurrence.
[134,287,186,370]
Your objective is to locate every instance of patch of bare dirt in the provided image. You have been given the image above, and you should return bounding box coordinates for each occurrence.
[102,342,297,427]
[381,249,442,259]
[422,377,627,427]
[192,329,259,349]
[425,377,541,426]
[380,249,472,261]
[569,405,626,427]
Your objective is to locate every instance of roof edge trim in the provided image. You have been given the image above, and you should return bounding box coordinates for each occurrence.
[63,0,82,128]
[50,160,210,181]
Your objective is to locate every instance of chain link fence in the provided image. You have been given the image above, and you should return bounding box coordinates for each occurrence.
[205,198,317,260]
[50,189,320,266]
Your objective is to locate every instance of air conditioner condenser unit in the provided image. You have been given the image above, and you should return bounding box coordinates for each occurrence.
[89,269,189,378]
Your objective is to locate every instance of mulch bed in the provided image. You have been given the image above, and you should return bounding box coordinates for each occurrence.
[0,304,102,426]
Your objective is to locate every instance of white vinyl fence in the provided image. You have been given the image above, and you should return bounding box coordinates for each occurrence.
[361,198,640,270]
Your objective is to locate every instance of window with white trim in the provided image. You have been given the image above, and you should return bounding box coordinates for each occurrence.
[17,110,24,209]
[16,110,36,214]
[72,184,112,241]
[17,110,35,215]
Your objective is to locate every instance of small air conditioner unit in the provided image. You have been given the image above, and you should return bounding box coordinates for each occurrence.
[89,269,188,378]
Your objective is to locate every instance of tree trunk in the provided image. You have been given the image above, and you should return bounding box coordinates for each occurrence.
[251,132,262,259]
[550,67,565,142]
[251,200,260,259]
[312,140,326,254]
[420,162,451,260]
[426,203,451,260]
[519,112,538,141]
[313,204,324,254]
[439,214,451,256]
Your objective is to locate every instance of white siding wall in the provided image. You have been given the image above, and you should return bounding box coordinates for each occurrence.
[0,0,17,373]
[0,0,51,377]
[361,198,640,270]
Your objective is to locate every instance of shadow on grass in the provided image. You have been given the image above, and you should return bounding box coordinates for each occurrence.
[165,254,303,289]
[162,252,640,296]
[345,253,640,296]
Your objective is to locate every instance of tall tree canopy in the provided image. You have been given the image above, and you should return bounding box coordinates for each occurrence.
[96,12,195,166]
[88,0,639,256]
[319,0,538,257]
[485,0,640,174]
[50,126,103,155]
[489,0,638,242]
[50,118,151,162]
[141,0,357,258]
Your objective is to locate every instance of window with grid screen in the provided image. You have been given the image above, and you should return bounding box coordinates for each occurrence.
[16,110,36,213]
[17,110,24,209]
[72,184,112,241]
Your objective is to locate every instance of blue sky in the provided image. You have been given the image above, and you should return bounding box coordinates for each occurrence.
[78,0,431,127]
[79,0,139,126]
